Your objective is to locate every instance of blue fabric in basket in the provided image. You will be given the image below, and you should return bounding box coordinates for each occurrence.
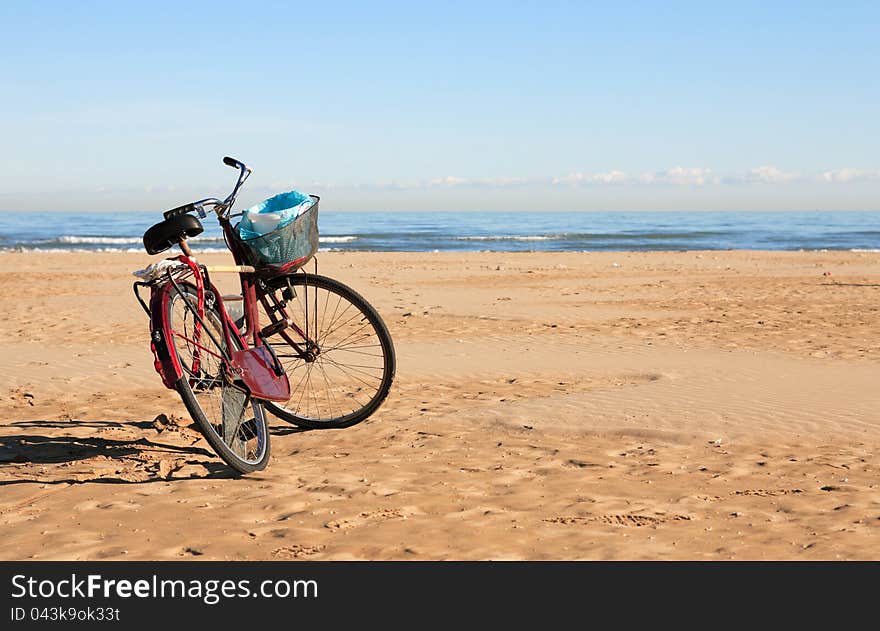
[238,190,314,240]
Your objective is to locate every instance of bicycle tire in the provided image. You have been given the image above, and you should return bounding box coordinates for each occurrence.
[259,273,395,429]
[165,283,271,473]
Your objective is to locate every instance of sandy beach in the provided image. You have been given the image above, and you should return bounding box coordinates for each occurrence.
[0,249,877,560]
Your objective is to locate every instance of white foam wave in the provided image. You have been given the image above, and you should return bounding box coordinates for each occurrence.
[55,235,225,245]
[455,235,553,241]
[320,236,359,243]
[1,246,232,254]
[57,236,141,244]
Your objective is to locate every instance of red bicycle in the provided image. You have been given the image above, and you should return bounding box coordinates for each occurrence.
[133,157,395,473]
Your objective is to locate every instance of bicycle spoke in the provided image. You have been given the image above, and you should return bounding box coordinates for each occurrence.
[321,335,379,354]
[319,307,364,343]
[318,292,345,344]
[318,358,385,371]
[323,342,381,351]
[315,359,340,420]
[289,361,312,403]
[308,363,322,419]
[169,287,267,468]
[294,362,313,414]
[322,320,373,350]
[318,285,331,345]
[320,354,384,385]
[322,348,384,358]
[256,275,392,427]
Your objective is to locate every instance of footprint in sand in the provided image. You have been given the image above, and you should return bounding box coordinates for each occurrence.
[544,513,692,527]
[564,459,602,468]
[272,545,325,559]
[731,488,804,497]
[8,387,36,407]
[325,508,408,531]
[598,514,691,527]
[94,548,129,559]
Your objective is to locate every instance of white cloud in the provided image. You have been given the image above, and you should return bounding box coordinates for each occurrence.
[552,170,628,185]
[734,165,802,184]
[640,167,716,186]
[818,168,880,183]
[412,175,534,188]
[476,176,531,187]
[302,166,880,193]
[427,175,469,187]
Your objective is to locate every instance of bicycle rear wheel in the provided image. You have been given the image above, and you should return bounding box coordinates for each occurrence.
[258,273,395,429]
[165,283,270,473]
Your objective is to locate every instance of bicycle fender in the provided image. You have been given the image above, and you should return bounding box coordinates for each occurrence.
[149,283,184,389]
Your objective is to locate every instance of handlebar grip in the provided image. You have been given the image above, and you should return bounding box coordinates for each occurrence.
[223,156,241,168]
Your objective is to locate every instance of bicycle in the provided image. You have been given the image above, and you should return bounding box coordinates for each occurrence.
[133,157,396,473]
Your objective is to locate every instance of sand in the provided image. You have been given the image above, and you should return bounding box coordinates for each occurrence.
[0,249,877,560]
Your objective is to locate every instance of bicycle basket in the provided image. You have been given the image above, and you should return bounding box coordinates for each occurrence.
[235,195,320,269]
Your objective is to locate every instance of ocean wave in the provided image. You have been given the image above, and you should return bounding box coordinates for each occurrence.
[1,246,146,253]
[45,235,356,246]
[57,236,142,245]
[0,246,232,254]
[455,235,554,241]
[3,210,878,253]
[455,231,728,241]
[54,235,226,245]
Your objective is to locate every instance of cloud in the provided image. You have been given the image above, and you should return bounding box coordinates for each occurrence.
[640,167,716,186]
[549,167,726,187]
[427,175,470,187]
[818,168,880,183]
[552,170,629,185]
[476,176,531,187]
[731,165,802,184]
[294,166,880,193]
[407,175,536,189]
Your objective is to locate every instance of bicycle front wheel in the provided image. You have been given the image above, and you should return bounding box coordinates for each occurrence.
[258,274,395,429]
[166,283,271,473]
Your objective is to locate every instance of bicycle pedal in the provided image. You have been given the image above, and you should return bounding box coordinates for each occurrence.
[260,319,289,337]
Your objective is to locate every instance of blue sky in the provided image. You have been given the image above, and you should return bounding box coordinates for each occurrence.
[1,1,878,211]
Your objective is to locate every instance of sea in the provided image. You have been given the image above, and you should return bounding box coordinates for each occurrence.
[1,211,878,253]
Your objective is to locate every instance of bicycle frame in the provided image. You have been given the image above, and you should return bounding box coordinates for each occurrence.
[135,157,297,402]
[142,253,293,402]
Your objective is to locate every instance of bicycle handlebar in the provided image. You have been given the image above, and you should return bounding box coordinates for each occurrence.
[222,156,252,210]
[223,156,252,174]
[162,157,252,220]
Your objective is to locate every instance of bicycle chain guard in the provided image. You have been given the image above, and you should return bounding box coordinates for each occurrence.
[229,347,291,402]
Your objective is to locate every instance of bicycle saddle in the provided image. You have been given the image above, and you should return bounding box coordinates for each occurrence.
[143,213,204,255]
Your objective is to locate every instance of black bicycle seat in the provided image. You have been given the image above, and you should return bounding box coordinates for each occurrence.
[143,213,204,255]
